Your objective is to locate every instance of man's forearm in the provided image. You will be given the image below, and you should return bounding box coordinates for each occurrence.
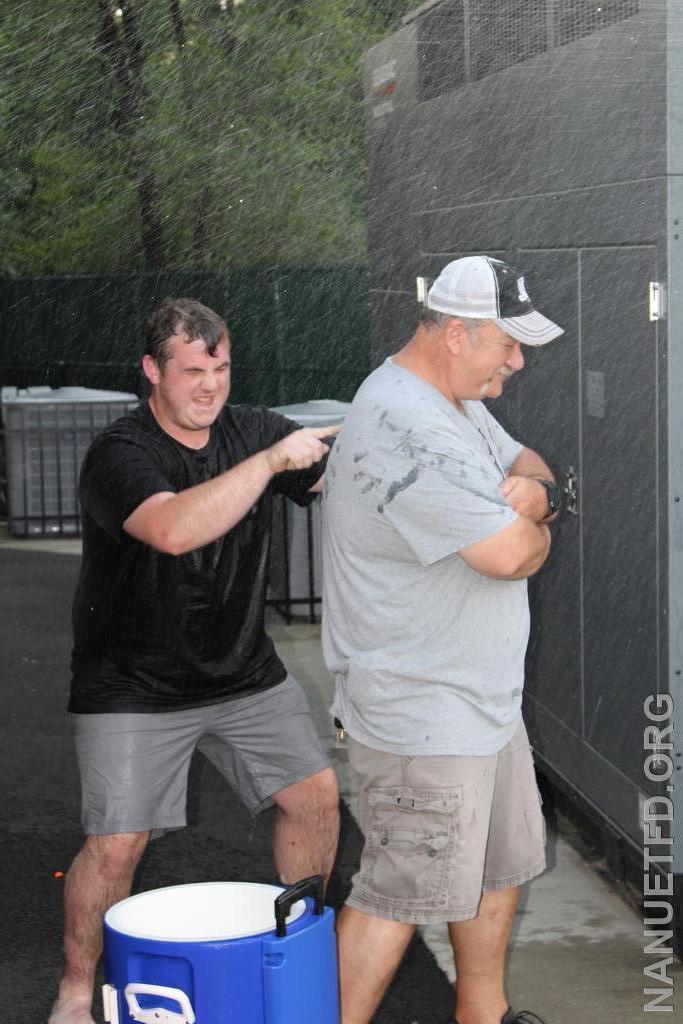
[460,516,552,580]
[125,451,276,555]
[505,522,551,579]
[509,446,554,481]
[124,425,333,555]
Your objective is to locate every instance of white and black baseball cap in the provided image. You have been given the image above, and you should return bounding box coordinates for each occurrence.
[426,255,564,346]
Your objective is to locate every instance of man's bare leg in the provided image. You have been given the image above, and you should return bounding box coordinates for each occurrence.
[272,767,340,887]
[448,886,519,1024]
[49,831,149,1024]
[337,905,415,1024]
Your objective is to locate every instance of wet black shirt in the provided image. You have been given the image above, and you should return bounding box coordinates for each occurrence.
[70,402,324,713]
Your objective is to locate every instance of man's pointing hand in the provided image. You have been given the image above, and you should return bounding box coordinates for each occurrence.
[266,423,342,474]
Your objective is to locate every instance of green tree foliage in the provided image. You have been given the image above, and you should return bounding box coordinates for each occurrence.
[0,0,420,274]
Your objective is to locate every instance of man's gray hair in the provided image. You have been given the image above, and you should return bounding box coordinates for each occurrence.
[420,306,484,341]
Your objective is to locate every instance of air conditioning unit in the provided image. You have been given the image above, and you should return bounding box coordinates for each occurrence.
[2,387,138,537]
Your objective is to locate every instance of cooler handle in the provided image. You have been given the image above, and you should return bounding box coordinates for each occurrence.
[124,983,196,1024]
[102,984,120,1024]
[274,874,324,937]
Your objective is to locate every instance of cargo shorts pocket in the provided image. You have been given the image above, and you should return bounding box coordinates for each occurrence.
[360,786,462,906]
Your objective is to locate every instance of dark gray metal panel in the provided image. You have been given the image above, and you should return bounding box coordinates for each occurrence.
[514,250,583,734]
[365,126,428,293]
[367,11,666,292]
[369,290,419,366]
[525,697,643,849]
[363,23,423,296]
[363,0,676,865]
[408,8,666,210]
[580,247,659,786]
[419,202,518,256]
[420,180,664,254]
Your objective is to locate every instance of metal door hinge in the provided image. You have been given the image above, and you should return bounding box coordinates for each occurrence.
[648,281,666,322]
[564,467,578,516]
[416,276,431,305]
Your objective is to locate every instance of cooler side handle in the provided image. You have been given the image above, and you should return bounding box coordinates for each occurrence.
[274,874,324,937]
[102,984,120,1024]
[124,983,196,1024]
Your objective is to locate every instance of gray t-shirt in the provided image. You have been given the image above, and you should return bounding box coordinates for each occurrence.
[322,358,528,756]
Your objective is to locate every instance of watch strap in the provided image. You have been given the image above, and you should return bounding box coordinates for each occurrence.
[536,478,562,521]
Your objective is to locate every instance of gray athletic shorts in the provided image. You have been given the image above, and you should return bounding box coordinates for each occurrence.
[72,674,331,837]
[346,721,546,924]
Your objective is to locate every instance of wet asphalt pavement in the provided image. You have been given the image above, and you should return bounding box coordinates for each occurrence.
[0,547,454,1023]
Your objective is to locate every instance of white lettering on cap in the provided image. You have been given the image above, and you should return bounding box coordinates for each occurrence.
[517,276,530,303]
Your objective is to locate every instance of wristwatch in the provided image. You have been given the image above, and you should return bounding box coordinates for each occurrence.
[537,479,563,521]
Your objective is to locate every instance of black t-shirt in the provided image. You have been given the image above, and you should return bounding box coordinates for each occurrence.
[70,402,324,713]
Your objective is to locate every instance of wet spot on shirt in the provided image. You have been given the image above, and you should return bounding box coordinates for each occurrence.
[377,465,419,512]
[394,433,446,473]
[378,410,399,432]
[354,469,382,495]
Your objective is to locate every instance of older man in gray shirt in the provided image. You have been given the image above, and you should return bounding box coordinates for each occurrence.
[322,256,565,1024]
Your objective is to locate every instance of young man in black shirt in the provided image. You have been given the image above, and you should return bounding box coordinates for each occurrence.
[49,298,340,1024]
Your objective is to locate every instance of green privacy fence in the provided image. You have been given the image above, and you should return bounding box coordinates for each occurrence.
[0,265,369,406]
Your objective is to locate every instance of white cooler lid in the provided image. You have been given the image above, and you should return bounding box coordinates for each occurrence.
[271,399,350,427]
[105,882,306,942]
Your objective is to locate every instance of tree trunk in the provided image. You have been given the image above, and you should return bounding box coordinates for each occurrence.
[95,0,166,268]
[171,0,227,266]
[169,0,186,58]
[203,0,237,56]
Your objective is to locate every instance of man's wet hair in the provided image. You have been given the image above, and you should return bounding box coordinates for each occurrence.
[145,298,229,369]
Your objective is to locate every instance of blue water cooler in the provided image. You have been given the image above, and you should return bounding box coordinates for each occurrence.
[102,876,339,1024]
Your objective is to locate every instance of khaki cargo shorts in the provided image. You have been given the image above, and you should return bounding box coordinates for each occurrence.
[346,721,546,924]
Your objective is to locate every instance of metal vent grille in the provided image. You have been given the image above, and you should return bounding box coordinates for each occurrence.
[556,1,640,46]
[469,0,547,83]
[417,1,466,102]
[414,0,642,102]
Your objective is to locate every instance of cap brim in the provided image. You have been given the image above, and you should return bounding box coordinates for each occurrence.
[494,311,564,346]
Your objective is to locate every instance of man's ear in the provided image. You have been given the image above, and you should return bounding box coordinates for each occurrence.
[142,353,162,386]
[443,317,469,356]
